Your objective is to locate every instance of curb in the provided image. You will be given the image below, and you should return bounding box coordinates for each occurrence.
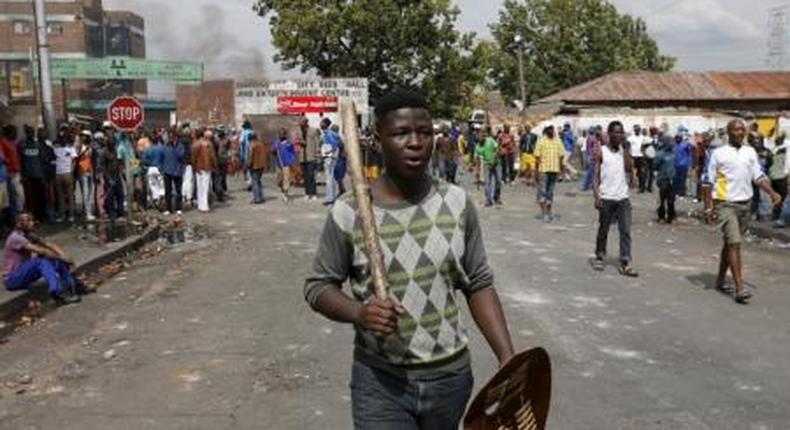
[0,224,161,322]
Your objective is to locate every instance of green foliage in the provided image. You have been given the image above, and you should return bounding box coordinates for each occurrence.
[254,0,491,118]
[490,0,675,104]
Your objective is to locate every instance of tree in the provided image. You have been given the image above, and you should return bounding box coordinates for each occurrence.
[254,0,491,119]
[490,0,675,104]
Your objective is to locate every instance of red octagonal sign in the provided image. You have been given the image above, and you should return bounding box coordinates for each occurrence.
[107,96,144,131]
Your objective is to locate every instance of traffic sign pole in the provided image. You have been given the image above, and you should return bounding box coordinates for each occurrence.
[107,96,144,225]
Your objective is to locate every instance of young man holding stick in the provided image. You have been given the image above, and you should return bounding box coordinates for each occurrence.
[304,89,514,430]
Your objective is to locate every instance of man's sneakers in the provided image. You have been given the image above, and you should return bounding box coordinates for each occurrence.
[735,288,753,305]
[52,293,81,306]
[591,258,605,271]
[618,264,639,277]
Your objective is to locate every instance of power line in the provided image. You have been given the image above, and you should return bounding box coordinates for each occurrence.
[645,0,686,16]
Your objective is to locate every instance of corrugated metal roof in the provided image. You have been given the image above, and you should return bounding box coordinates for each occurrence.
[539,71,790,103]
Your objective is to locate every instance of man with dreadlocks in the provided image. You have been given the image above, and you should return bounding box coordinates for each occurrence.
[304,89,514,430]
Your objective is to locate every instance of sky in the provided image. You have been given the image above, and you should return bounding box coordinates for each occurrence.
[104,0,786,98]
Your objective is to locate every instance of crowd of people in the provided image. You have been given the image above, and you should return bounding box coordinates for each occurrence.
[0,114,373,237]
[432,119,790,230]
[431,116,788,302]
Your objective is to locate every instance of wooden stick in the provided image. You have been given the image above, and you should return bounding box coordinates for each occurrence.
[341,101,389,300]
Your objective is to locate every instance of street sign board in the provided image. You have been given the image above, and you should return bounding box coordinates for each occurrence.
[108,96,144,131]
[50,57,203,82]
[276,96,338,113]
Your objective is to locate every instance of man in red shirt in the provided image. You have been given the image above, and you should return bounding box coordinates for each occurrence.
[0,125,24,214]
[497,125,517,185]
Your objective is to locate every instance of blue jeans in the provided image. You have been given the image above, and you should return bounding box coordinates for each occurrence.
[251,169,265,203]
[538,172,558,204]
[484,163,501,205]
[581,155,594,191]
[351,360,473,430]
[4,257,75,296]
[674,166,689,197]
[77,173,94,217]
[324,157,337,203]
[777,197,790,226]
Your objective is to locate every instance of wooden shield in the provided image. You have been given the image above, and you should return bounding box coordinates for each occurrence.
[464,347,552,430]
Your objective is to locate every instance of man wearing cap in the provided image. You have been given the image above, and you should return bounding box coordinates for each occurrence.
[674,127,693,198]
[703,119,781,304]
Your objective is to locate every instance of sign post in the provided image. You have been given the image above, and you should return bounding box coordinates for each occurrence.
[107,96,143,224]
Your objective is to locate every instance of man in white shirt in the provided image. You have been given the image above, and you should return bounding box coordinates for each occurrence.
[53,138,77,223]
[703,119,781,304]
[627,125,644,190]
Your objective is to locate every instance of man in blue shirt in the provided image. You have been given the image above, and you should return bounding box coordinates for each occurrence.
[161,129,186,215]
[142,134,165,211]
[320,118,340,206]
[239,121,253,185]
[673,131,693,198]
[654,135,676,223]
[560,123,578,181]
[272,128,298,203]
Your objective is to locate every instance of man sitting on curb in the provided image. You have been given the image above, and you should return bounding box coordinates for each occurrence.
[3,213,84,305]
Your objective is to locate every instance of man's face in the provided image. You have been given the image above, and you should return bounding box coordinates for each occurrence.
[609,125,626,148]
[546,128,555,139]
[377,107,434,180]
[279,129,287,140]
[728,121,746,145]
[17,214,33,231]
[633,125,641,135]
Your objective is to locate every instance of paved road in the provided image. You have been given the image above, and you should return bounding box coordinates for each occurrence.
[0,175,788,429]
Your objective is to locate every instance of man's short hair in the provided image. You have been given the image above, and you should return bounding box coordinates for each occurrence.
[608,121,624,134]
[374,88,430,125]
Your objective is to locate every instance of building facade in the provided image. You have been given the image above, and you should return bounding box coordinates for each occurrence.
[0,0,145,126]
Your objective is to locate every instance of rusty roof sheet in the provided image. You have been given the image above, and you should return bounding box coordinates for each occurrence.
[539,71,790,103]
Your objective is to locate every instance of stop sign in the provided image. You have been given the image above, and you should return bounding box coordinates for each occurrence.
[107,96,144,131]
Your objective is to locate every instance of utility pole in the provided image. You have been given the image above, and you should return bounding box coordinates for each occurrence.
[32,0,56,139]
[514,35,527,110]
[767,5,789,70]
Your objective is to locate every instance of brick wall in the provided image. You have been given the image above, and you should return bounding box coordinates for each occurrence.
[176,80,235,126]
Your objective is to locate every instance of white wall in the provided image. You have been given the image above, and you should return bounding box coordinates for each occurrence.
[535,112,738,135]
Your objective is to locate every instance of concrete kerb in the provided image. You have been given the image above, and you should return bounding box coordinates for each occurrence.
[0,223,161,322]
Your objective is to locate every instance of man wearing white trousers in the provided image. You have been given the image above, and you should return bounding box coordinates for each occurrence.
[191,130,217,213]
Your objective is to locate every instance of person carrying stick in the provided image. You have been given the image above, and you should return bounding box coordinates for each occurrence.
[304,89,514,430]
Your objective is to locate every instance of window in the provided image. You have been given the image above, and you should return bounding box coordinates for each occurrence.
[46,23,65,35]
[13,21,32,34]
[9,61,34,100]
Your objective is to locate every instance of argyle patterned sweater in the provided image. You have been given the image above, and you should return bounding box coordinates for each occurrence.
[305,181,494,367]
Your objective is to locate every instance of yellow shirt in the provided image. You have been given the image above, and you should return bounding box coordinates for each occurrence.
[534,136,564,173]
